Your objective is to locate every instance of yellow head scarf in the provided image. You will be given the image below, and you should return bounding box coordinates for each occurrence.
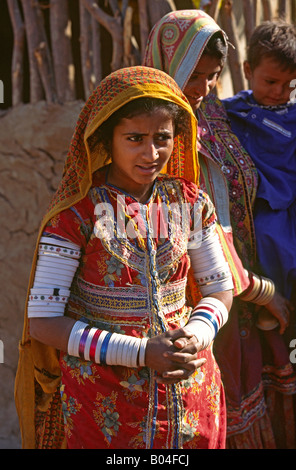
[15,66,199,448]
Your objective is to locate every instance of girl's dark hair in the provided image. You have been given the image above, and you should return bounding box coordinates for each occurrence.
[89,97,188,153]
[247,20,296,71]
[203,31,228,64]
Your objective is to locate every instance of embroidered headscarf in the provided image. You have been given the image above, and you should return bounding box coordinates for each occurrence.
[15,66,199,448]
[143,9,228,91]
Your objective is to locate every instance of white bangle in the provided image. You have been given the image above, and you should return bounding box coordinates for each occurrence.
[67,321,88,357]
[138,338,148,367]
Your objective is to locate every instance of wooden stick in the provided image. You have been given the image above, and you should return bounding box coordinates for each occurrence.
[220,0,246,94]
[7,0,25,106]
[50,0,75,103]
[81,0,123,71]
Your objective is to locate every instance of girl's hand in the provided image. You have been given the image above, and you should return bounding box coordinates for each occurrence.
[145,328,206,385]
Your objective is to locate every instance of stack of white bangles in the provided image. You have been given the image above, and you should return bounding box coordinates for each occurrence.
[186,225,233,348]
[67,321,148,367]
[27,236,81,318]
[183,297,229,349]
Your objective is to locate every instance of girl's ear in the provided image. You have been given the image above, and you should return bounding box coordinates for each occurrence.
[243,61,252,81]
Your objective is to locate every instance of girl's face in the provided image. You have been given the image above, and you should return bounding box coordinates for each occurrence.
[183,54,223,111]
[107,109,175,203]
[244,56,296,106]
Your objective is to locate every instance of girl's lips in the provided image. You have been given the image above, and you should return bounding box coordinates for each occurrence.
[136,164,158,174]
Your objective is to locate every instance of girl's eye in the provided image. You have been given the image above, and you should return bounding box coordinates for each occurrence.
[128,135,142,142]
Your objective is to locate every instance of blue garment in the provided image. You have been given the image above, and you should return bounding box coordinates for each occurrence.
[223,90,296,298]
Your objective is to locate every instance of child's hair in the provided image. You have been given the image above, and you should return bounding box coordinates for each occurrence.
[247,20,296,72]
[89,97,188,154]
[204,31,228,65]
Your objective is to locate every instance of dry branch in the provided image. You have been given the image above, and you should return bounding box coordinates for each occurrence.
[146,0,176,26]
[220,0,246,94]
[81,0,123,71]
[208,0,221,21]
[7,0,25,106]
[242,0,255,42]
[20,0,56,103]
[50,0,75,103]
[261,0,272,20]
[138,0,150,61]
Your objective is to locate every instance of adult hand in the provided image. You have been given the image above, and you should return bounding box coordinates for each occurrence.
[262,291,294,334]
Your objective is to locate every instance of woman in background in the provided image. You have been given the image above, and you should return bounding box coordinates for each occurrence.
[144,9,296,448]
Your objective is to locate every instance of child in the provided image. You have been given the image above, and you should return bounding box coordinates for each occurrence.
[223,21,296,447]
[223,20,296,305]
[15,66,233,449]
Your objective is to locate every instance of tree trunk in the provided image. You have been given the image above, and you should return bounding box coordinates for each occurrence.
[278,0,288,18]
[262,0,272,20]
[7,0,25,106]
[138,0,150,61]
[208,0,221,21]
[50,0,75,103]
[20,0,56,103]
[146,0,176,27]
[81,0,123,71]
[20,0,43,102]
[80,2,94,99]
[291,0,296,23]
[242,0,255,43]
[91,16,102,88]
[220,0,246,94]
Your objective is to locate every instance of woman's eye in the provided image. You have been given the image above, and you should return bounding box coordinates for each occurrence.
[156,134,173,143]
[209,73,218,81]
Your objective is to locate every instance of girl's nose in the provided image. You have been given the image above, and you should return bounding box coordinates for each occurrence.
[143,143,159,160]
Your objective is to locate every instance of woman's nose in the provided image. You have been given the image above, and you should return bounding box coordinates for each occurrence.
[193,78,208,98]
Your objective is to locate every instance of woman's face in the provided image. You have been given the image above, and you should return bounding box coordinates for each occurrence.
[183,54,223,111]
[107,109,175,203]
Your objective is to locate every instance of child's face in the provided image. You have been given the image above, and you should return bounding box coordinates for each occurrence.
[244,56,296,106]
[108,110,175,203]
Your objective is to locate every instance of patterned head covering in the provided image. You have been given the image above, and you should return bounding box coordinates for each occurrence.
[143,9,228,90]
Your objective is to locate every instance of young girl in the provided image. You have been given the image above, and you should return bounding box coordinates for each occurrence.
[15,66,233,449]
